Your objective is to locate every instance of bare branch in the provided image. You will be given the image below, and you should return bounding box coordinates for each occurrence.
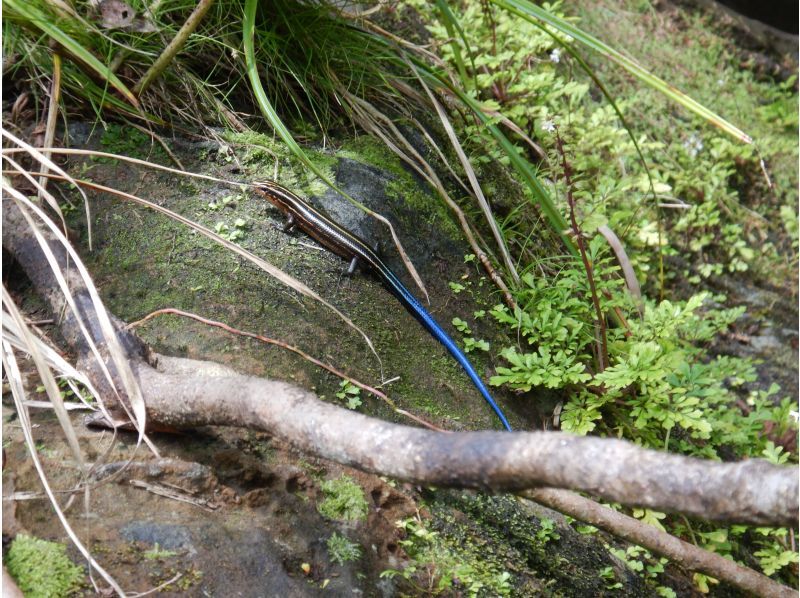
[133,0,216,96]
[134,361,797,527]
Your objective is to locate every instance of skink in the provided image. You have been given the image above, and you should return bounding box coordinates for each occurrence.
[253,181,512,431]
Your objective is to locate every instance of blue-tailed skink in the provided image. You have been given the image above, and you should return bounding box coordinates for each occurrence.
[253,181,512,431]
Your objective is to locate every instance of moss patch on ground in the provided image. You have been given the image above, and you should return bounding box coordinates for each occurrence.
[417,490,654,596]
[5,535,85,597]
[341,135,463,240]
[317,475,369,521]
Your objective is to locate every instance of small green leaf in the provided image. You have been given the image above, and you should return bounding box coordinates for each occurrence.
[449,282,466,293]
[452,317,471,334]
[463,338,489,353]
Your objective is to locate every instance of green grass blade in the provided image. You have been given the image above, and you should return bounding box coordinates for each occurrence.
[433,0,477,90]
[242,1,371,196]
[4,0,139,107]
[242,0,328,182]
[62,67,161,123]
[413,62,576,257]
[491,0,752,144]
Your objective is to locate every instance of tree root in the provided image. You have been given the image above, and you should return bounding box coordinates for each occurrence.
[523,489,795,598]
[129,357,796,527]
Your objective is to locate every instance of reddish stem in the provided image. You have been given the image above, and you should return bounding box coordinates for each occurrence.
[553,130,609,371]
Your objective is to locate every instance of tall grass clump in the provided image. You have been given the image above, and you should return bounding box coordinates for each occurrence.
[3,0,417,132]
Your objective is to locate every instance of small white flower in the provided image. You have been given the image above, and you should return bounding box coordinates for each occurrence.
[683,133,704,158]
[549,48,561,63]
[541,120,556,133]
[790,410,799,423]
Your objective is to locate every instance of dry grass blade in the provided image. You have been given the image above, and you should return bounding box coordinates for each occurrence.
[22,400,91,411]
[2,130,92,248]
[2,146,227,185]
[412,64,576,256]
[26,171,382,369]
[1,311,125,597]
[1,286,85,474]
[129,479,217,511]
[3,183,157,456]
[2,316,105,413]
[345,92,516,307]
[366,209,431,304]
[128,123,185,170]
[4,155,69,235]
[3,568,24,598]
[597,224,644,317]
[406,115,473,197]
[361,19,446,68]
[37,52,61,200]
[414,69,520,283]
[126,572,183,598]
[487,109,547,162]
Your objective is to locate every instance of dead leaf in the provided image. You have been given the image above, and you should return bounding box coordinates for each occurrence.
[99,0,135,28]
[97,0,157,32]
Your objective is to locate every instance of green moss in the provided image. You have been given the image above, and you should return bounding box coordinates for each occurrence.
[99,124,167,162]
[339,136,409,178]
[303,150,338,196]
[317,475,368,521]
[143,543,179,560]
[385,178,461,240]
[221,130,337,197]
[5,535,84,597]
[423,490,649,594]
[341,135,462,240]
[384,516,513,596]
[176,568,203,591]
[222,130,287,156]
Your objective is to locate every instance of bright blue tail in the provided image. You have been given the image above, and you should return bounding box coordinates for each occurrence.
[383,270,513,431]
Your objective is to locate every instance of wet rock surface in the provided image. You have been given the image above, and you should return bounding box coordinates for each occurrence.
[710,275,798,397]
[5,403,671,596]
